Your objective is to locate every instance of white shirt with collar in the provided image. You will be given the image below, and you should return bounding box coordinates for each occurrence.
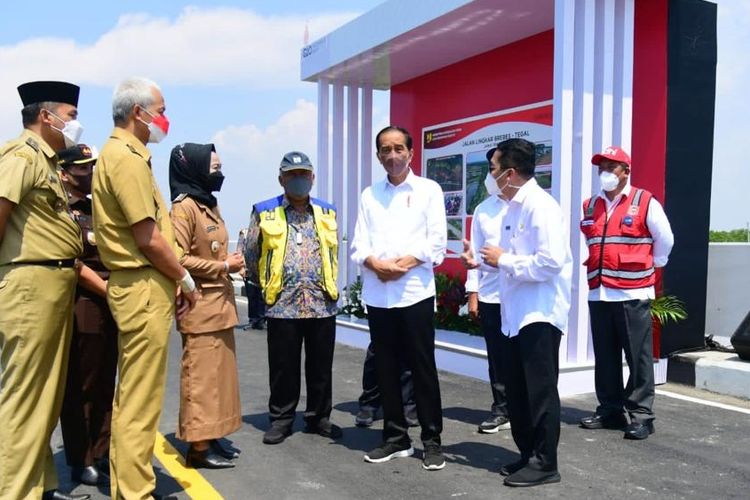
[465,194,507,304]
[586,183,674,302]
[497,178,573,338]
[350,168,447,308]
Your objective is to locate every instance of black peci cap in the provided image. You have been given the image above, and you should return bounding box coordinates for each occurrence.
[58,144,96,168]
[17,81,80,107]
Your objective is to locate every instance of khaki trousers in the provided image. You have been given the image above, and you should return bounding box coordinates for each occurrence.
[107,268,175,500]
[0,265,76,500]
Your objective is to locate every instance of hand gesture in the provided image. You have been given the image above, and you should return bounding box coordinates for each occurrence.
[460,239,480,269]
[479,244,504,268]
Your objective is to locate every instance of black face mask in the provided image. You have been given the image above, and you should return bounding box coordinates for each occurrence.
[208,172,225,192]
[69,172,93,195]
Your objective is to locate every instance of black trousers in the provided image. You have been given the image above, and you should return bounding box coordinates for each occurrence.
[245,280,266,322]
[266,316,336,428]
[357,341,415,414]
[478,302,509,417]
[367,297,442,448]
[60,305,118,467]
[589,299,655,423]
[503,322,561,470]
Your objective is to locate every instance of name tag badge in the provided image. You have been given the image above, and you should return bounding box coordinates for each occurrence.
[581,219,594,227]
[623,215,633,226]
[504,225,511,231]
[206,225,218,233]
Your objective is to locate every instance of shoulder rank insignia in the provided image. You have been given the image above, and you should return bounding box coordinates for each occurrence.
[126,144,143,158]
[25,137,39,152]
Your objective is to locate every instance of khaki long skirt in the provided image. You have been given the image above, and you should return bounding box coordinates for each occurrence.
[177,328,242,442]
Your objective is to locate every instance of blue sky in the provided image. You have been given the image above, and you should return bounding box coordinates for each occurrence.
[0,0,746,238]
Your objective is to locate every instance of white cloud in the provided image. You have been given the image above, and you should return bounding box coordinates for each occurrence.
[0,7,357,139]
[210,98,319,236]
[0,7,357,88]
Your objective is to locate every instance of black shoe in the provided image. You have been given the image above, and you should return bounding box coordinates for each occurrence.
[305,419,343,439]
[499,458,529,476]
[70,465,107,486]
[624,421,655,440]
[355,408,375,427]
[210,439,240,459]
[421,445,446,471]
[364,442,414,463]
[250,319,266,330]
[579,413,627,430]
[42,491,91,500]
[503,465,561,487]
[478,414,511,434]
[263,425,292,445]
[185,447,235,469]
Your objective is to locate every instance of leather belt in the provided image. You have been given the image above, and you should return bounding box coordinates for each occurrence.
[10,259,76,268]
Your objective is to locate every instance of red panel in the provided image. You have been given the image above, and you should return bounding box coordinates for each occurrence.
[633,0,668,357]
[391,30,554,177]
[632,0,668,202]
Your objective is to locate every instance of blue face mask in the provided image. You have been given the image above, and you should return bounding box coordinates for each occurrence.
[285,176,313,198]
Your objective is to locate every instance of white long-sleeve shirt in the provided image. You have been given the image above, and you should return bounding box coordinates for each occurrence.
[586,184,674,302]
[497,178,573,337]
[350,169,447,308]
[465,195,507,304]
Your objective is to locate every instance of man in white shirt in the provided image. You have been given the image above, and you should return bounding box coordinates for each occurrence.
[351,126,448,471]
[464,148,511,434]
[579,146,674,440]
[465,138,572,487]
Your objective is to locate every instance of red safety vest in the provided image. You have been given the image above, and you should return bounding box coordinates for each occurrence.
[580,188,655,290]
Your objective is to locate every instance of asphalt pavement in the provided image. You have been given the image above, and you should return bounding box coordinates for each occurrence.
[53,300,750,499]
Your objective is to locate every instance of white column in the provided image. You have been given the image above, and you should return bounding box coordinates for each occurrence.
[613,0,635,150]
[346,86,360,290]
[569,0,595,364]
[331,82,345,295]
[316,79,330,200]
[553,0,577,365]
[361,86,373,191]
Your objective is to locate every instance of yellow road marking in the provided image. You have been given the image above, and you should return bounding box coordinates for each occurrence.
[153,433,224,500]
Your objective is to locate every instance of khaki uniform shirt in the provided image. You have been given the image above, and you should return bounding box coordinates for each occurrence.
[0,129,82,264]
[92,127,176,270]
[171,196,238,334]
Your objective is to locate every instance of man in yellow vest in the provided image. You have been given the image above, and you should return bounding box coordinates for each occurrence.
[0,81,92,500]
[244,151,341,445]
[92,77,199,499]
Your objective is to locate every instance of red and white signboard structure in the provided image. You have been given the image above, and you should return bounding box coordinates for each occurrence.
[300,0,716,392]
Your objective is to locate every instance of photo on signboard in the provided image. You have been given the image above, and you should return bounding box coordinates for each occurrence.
[535,166,552,191]
[444,192,463,216]
[446,218,463,241]
[426,154,463,192]
[465,149,490,215]
[535,141,552,166]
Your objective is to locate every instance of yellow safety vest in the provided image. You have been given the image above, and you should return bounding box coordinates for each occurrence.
[255,195,339,305]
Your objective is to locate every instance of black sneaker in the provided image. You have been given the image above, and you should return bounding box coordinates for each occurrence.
[478,415,511,434]
[421,445,446,471]
[355,408,375,427]
[364,442,414,463]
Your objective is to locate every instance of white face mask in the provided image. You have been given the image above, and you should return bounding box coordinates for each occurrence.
[599,171,620,192]
[48,110,84,148]
[483,171,501,196]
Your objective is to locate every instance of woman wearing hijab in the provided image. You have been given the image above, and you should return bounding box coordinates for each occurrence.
[169,143,244,469]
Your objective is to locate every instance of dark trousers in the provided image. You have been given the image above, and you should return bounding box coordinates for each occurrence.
[60,320,118,466]
[367,297,442,448]
[245,280,266,322]
[589,299,655,423]
[357,341,415,415]
[503,322,561,470]
[266,316,336,428]
[478,302,509,417]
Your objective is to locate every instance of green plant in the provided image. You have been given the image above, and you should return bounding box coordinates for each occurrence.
[434,272,482,335]
[650,294,687,326]
[339,276,367,318]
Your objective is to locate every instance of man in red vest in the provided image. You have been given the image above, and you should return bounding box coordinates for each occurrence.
[579,146,674,440]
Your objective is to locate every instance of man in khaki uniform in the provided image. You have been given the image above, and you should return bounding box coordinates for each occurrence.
[92,77,199,499]
[0,81,90,500]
